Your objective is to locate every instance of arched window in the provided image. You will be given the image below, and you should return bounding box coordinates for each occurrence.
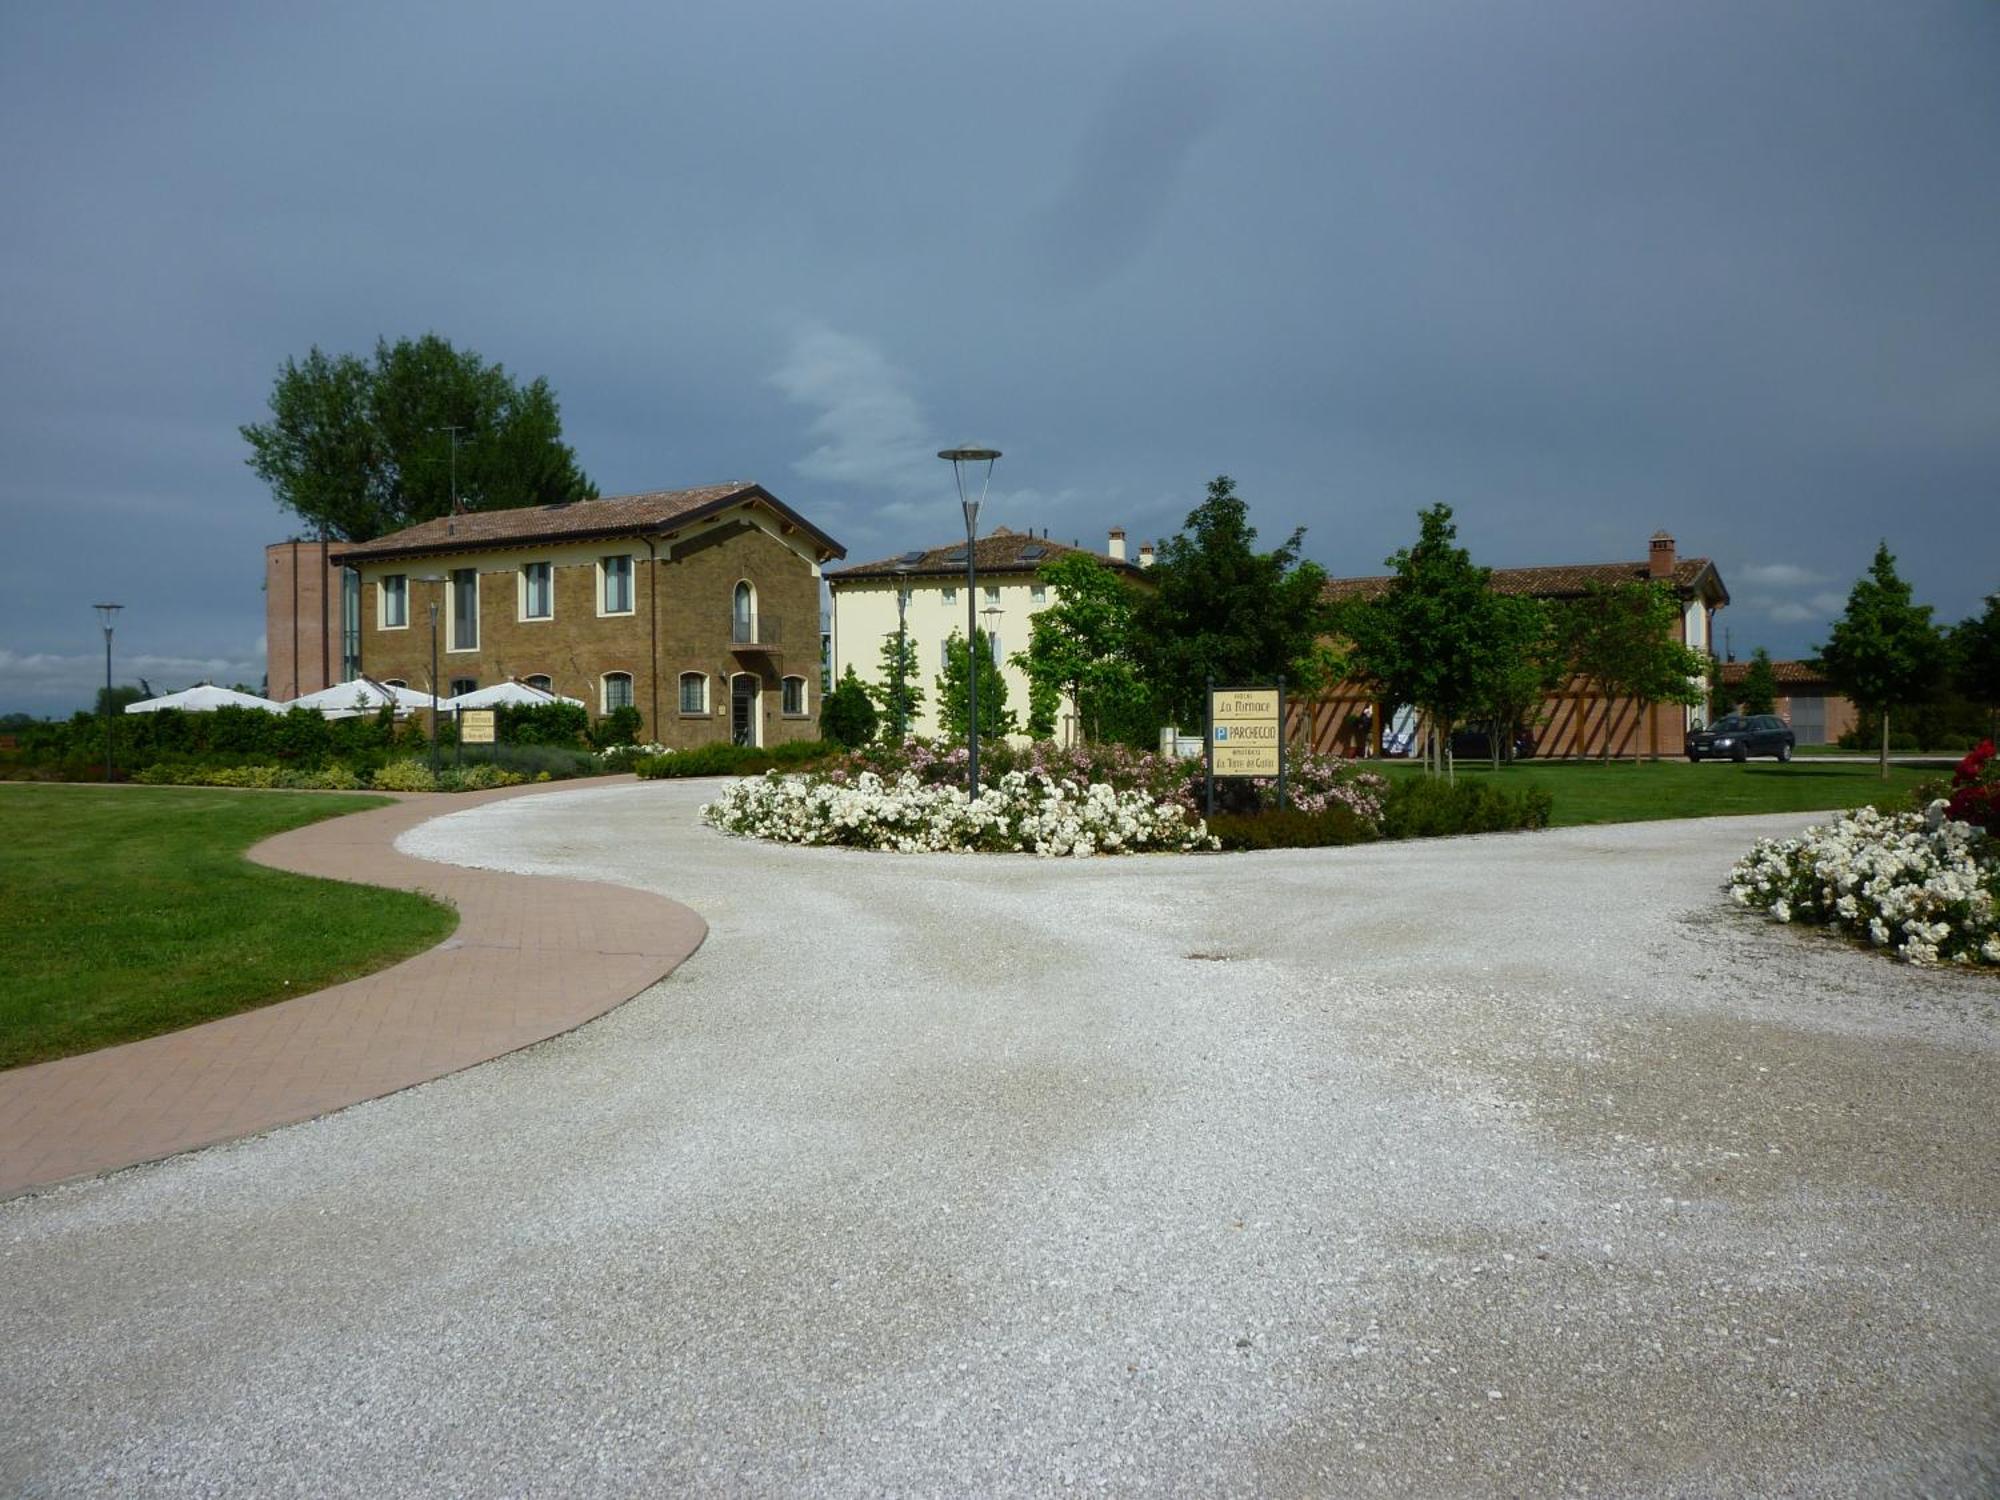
[382,679,408,689]
[731,580,756,644]
[524,674,552,693]
[678,672,708,714]
[781,676,807,716]
[602,672,634,712]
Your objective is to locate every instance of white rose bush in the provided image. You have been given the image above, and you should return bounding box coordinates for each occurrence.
[1728,801,2000,967]
[702,767,1218,856]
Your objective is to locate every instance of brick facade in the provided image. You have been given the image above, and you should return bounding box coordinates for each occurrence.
[265,539,340,702]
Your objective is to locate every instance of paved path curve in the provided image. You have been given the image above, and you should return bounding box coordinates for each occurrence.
[2,782,1995,1497]
[0,778,705,1198]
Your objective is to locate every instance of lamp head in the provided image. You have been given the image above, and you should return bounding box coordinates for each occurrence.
[93,603,123,631]
[939,445,1000,536]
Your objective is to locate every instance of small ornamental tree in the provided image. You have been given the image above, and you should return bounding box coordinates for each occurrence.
[1560,581,1707,760]
[1736,648,1780,717]
[1016,552,1146,746]
[869,629,924,743]
[1949,592,2000,742]
[1466,593,1563,767]
[936,628,1017,744]
[821,667,879,749]
[1816,543,1947,779]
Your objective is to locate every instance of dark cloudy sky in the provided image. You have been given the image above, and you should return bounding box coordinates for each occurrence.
[3,1,1996,714]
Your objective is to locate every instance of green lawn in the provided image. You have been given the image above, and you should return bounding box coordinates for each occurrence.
[1374,757,1935,828]
[0,786,457,1070]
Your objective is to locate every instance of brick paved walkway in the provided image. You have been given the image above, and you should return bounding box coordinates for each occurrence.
[0,779,704,1198]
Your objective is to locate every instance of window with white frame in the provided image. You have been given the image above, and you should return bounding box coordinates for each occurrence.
[380,574,408,629]
[602,672,634,711]
[449,568,478,650]
[524,674,552,692]
[679,672,708,713]
[1030,583,1047,605]
[522,561,553,620]
[601,555,633,614]
[782,676,807,715]
[449,677,477,698]
[983,586,1000,605]
[732,580,756,643]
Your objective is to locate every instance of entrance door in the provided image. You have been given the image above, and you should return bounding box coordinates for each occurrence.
[731,674,759,747]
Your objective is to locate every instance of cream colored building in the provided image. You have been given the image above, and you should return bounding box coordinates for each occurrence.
[827,526,1150,743]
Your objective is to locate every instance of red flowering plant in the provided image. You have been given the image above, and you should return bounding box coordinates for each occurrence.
[1944,740,1999,834]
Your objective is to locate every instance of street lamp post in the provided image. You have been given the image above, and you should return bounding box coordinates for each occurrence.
[892,563,913,742]
[93,603,123,783]
[939,446,1000,799]
[413,574,445,777]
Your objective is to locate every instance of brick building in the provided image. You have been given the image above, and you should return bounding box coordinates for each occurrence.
[1301,530,1730,760]
[265,538,354,702]
[305,483,842,746]
[1717,658,1857,745]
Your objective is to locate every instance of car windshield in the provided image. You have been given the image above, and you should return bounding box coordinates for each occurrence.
[1712,716,1750,732]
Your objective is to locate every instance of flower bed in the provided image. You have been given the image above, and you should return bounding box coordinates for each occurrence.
[1728,801,2000,966]
[702,768,1216,856]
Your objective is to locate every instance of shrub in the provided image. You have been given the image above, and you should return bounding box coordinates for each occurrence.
[455,763,526,790]
[635,741,840,779]
[370,759,439,792]
[588,705,645,750]
[462,742,596,779]
[1945,740,1999,834]
[497,701,590,746]
[1730,802,1998,965]
[1380,777,1553,839]
[1207,805,1381,851]
[822,667,878,749]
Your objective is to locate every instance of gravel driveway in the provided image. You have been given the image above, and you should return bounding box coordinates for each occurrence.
[4,781,1996,1497]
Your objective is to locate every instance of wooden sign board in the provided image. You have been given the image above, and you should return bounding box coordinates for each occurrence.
[459,709,496,745]
[1209,687,1281,776]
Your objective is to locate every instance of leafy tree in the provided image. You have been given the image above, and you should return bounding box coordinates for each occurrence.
[1466,593,1563,768]
[1815,543,1947,778]
[1735,648,1780,717]
[935,628,1016,744]
[91,684,149,717]
[1131,476,1329,729]
[1949,591,2000,741]
[822,666,878,748]
[1341,504,1496,779]
[1560,581,1707,761]
[588,705,643,749]
[1015,552,1146,745]
[867,629,924,743]
[241,334,595,541]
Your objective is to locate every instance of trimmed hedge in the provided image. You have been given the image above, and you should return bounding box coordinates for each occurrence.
[1379,777,1553,839]
[634,739,838,779]
[1208,804,1381,851]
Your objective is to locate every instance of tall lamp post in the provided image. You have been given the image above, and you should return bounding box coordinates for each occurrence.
[939,445,1000,799]
[413,574,444,776]
[892,562,914,742]
[93,603,123,783]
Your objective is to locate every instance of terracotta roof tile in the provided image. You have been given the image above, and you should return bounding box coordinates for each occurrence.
[1719,658,1830,686]
[1324,557,1723,603]
[331,483,844,562]
[831,528,1145,583]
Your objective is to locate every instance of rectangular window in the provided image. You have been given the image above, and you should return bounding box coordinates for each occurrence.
[449,677,477,698]
[525,675,552,693]
[941,586,957,606]
[602,555,633,614]
[983,586,1000,605]
[449,568,478,651]
[782,677,806,715]
[522,561,553,620]
[679,673,707,714]
[1030,583,1047,605]
[380,574,408,629]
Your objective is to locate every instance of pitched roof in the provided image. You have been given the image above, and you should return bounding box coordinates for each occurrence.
[1324,556,1726,605]
[830,527,1145,584]
[330,483,845,563]
[1719,658,1830,686]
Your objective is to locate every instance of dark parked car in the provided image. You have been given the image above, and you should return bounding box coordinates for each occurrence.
[1686,713,1794,762]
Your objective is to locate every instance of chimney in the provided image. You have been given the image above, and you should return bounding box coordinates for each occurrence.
[1648,530,1675,579]
[1138,541,1155,569]
[1107,527,1127,563]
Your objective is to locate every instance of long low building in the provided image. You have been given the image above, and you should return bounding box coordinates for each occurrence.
[1302,530,1729,760]
[1717,658,1857,745]
[270,483,844,748]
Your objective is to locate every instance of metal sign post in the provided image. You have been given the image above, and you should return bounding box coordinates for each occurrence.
[1204,677,1215,817]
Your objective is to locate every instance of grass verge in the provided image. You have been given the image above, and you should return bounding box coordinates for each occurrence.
[0,786,457,1070]
[1372,757,1933,828]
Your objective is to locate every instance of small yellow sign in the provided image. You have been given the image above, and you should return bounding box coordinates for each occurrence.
[1210,687,1281,775]
[459,709,496,745]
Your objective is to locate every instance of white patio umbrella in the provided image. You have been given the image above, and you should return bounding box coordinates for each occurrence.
[124,683,284,714]
[447,680,585,711]
[287,677,453,718]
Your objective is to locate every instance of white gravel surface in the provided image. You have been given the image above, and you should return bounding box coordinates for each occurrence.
[4,780,1997,1498]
